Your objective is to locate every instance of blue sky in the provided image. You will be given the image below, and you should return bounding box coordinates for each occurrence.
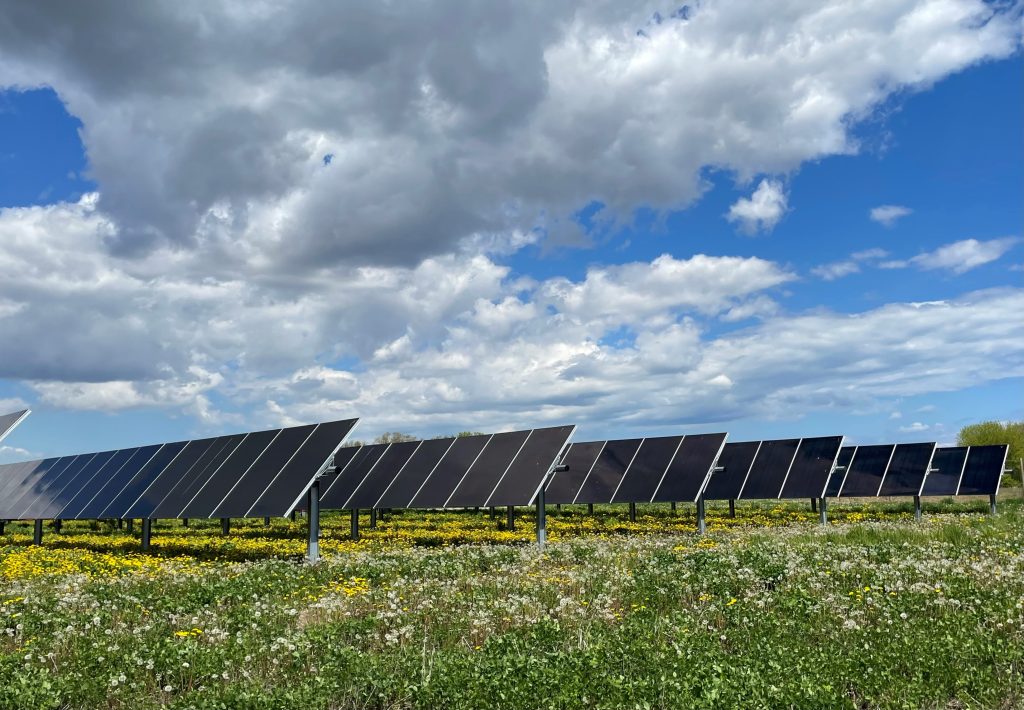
[0,2,1021,460]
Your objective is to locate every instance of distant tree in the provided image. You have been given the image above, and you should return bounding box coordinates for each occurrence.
[957,420,1023,483]
[374,431,418,444]
[455,431,486,438]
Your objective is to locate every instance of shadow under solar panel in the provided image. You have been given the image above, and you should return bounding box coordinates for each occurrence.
[703,441,759,500]
[653,433,727,503]
[574,438,642,504]
[545,441,603,505]
[920,447,968,496]
[779,436,843,499]
[957,445,1008,496]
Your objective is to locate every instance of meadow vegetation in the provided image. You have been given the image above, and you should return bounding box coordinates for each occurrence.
[1,497,1022,709]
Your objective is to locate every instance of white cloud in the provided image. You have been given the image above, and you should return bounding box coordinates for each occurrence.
[870,205,913,226]
[0,1,1017,261]
[899,421,930,432]
[727,179,788,235]
[883,237,1020,273]
[812,247,888,280]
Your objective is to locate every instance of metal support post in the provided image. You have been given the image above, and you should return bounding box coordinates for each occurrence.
[141,519,152,551]
[369,508,377,529]
[670,501,676,513]
[810,498,817,513]
[182,518,189,527]
[628,501,637,522]
[536,487,547,547]
[54,519,62,534]
[33,519,43,545]
[506,505,515,531]
[350,509,359,541]
[221,518,230,535]
[914,496,922,522]
[117,518,123,530]
[264,516,270,526]
[587,503,594,515]
[728,499,736,518]
[819,497,828,525]
[556,503,561,513]
[291,510,297,522]
[696,497,706,535]
[126,518,134,533]
[306,481,321,563]
[989,493,997,515]
[0,521,5,535]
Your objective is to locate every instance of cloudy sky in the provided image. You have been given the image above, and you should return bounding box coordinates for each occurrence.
[1,0,1022,460]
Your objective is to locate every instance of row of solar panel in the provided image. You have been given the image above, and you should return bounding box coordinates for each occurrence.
[318,425,576,510]
[0,419,357,521]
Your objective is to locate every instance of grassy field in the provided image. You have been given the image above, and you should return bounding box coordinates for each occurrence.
[1,497,1022,709]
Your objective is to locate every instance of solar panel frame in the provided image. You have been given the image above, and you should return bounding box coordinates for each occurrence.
[737,438,800,500]
[920,446,968,497]
[825,446,856,498]
[573,438,643,504]
[702,441,761,501]
[778,436,845,500]
[957,444,1009,496]
[485,425,576,507]
[652,432,728,503]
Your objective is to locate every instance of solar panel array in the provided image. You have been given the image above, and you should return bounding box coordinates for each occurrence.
[319,426,575,510]
[0,419,357,521]
[544,433,728,505]
[0,409,29,445]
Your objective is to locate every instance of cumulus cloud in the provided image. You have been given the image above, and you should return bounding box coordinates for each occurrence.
[727,179,788,235]
[870,205,913,226]
[0,1,1018,262]
[882,237,1020,273]
[812,248,888,280]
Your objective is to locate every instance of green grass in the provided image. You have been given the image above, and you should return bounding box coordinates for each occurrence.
[1,501,1023,708]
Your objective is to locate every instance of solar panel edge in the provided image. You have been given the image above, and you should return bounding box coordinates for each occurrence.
[772,437,803,499]
[818,436,846,499]
[835,446,858,497]
[480,429,539,508]
[692,434,729,503]
[204,429,288,518]
[735,440,764,500]
[994,444,1009,496]
[441,434,494,508]
[318,445,361,503]
[370,439,424,509]
[915,444,939,498]
[646,435,686,503]
[874,444,899,497]
[608,436,647,504]
[280,420,360,517]
[570,440,606,505]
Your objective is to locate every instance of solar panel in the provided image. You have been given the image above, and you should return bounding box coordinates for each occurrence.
[779,436,844,499]
[486,425,575,506]
[321,443,389,509]
[573,438,642,504]
[314,445,361,499]
[28,450,117,519]
[611,436,683,503]
[837,444,894,497]
[77,444,163,519]
[957,444,1008,496]
[409,434,491,508]
[653,433,729,503]
[376,438,455,508]
[57,447,140,519]
[824,446,856,497]
[703,441,760,500]
[125,438,220,518]
[0,409,29,444]
[446,430,532,508]
[149,434,246,519]
[920,446,968,496]
[178,431,277,518]
[0,459,51,517]
[545,441,604,505]
[9,454,87,519]
[101,441,187,519]
[343,440,421,509]
[738,439,799,499]
[878,443,935,496]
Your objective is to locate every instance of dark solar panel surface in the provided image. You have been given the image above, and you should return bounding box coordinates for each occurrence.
[780,436,843,499]
[0,459,49,517]
[958,445,1008,495]
[703,441,760,500]
[739,439,799,499]
[487,425,576,506]
[825,446,856,497]
[16,454,90,519]
[447,431,531,507]
[838,444,894,497]
[920,447,968,496]
[179,431,278,518]
[545,441,604,505]
[31,451,116,519]
[878,443,935,496]
[151,434,246,519]
[612,436,682,503]
[321,444,389,508]
[653,433,728,503]
[377,438,454,508]
[77,445,163,519]
[58,447,139,518]
[345,440,421,509]
[409,435,491,508]
[574,438,642,504]
[211,425,318,517]
[314,446,361,501]
[125,438,218,518]
[100,442,186,518]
